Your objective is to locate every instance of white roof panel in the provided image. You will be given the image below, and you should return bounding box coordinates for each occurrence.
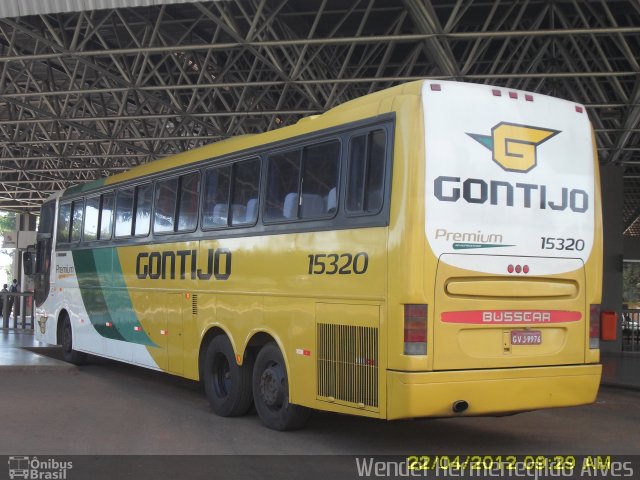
[0,0,202,18]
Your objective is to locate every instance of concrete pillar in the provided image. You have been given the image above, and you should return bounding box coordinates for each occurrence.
[600,164,623,353]
[9,213,38,325]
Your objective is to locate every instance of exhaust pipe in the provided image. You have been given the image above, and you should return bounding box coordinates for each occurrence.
[452,400,469,413]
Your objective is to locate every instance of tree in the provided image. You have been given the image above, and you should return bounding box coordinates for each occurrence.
[0,211,16,284]
[622,261,640,306]
[0,211,16,235]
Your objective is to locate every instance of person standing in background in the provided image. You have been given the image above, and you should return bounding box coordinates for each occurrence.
[8,279,17,318]
[0,284,7,318]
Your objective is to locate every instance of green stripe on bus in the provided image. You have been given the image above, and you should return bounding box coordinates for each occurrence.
[72,248,156,347]
[64,178,106,197]
[108,248,157,347]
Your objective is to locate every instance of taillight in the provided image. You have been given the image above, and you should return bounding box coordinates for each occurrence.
[589,304,600,349]
[404,304,427,355]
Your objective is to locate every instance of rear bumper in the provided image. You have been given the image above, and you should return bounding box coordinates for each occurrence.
[386,364,601,420]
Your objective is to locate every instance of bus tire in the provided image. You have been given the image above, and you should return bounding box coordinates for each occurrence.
[61,316,87,365]
[203,335,253,417]
[252,342,310,431]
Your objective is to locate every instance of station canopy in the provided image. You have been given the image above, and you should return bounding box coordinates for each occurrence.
[0,0,638,231]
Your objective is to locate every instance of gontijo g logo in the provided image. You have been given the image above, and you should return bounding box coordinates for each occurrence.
[433,121,590,214]
[467,122,560,173]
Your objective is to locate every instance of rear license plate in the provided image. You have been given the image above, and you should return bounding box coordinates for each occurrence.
[511,330,542,345]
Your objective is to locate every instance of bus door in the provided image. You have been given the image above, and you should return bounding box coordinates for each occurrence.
[33,201,55,307]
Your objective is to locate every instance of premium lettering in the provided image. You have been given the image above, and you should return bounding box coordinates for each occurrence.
[435,228,503,243]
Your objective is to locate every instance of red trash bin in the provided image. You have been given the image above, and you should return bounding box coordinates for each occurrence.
[600,311,617,341]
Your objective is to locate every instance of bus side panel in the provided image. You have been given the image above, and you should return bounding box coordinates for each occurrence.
[584,131,603,365]
[57,249,108,356]
[262,296,315,408]
[199,229,387,411]
[385,94,429,372]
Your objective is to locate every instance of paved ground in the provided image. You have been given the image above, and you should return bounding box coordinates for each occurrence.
[1,345,639,457]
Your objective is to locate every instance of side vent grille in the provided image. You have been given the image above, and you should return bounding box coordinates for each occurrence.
[317,323,378,409]
[191,295,198,315]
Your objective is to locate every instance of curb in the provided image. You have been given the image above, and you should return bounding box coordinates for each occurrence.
[0,363,78,373]
[600,381,640,392]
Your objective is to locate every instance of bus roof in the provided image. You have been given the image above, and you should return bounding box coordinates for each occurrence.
[63,80,425,199]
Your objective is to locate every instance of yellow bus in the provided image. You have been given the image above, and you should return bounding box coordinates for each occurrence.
[28,80,602,430]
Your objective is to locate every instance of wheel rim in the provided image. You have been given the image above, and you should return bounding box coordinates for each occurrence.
[212,353,231,399]
[259,360,285,411]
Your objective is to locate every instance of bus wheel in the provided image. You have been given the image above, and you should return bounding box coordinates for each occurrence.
[203,335,253,417]
[61,317,87,365]
[253,342,310,431]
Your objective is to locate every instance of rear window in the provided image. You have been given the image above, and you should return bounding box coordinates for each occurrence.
[347,129,386,214]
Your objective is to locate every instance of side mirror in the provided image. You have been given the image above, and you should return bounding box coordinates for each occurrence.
[23,251,34,275]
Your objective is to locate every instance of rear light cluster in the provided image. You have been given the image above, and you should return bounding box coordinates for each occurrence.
[589,304,600,349]
[507,264,529,274]
[404,304,427,355]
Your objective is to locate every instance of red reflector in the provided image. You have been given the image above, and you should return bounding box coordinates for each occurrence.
[515,265,522,273]
[404,320,427,342]
[523,265,530,274]
[576,106,584,113]
[509,92,518,99]
[404,304,428,354]
[430,84,441,91]
[507,264,514,273]
[525,94,533,102]
[492,89,501,97]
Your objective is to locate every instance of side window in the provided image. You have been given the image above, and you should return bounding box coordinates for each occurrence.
[134,183,153,236]
[154,177,178,234]
[177,172,200,232]
[57,202,71,244]
[84,196,100,241]
[230,159,260,226]
[300,140,340,219]
[347,129,387,214]
[154,172,200,234]
[115,188,134,237]
[202,165,231,229]
[265,150,301,222]
[99,193,114,240]
[264,140,340,222]
[70,199,84,243]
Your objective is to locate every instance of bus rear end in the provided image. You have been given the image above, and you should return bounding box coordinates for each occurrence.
[387,80,602,419]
